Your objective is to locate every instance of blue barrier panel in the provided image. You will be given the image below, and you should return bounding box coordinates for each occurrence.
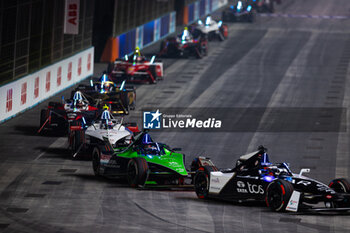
[207,0,212,14]
[143,21,155,46]
[200,0,206,16]
[118,29,136,57]
[170,12,176,33]
[188,3,194,23]
[195,1,199,20]
[160,14,170,38]
[118,34,126,57]
[136,26,143,49]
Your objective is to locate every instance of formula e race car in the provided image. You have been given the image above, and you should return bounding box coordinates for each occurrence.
[72,74,136,115]
[250,0,276,13]
[109,47,163,84]
[68,108,139,158]
[191,15,228,41]
[159,27,208,59]
[38,91,99,134]
[92,131,190,187]
[222,1,255,22]
[194,146,350,212]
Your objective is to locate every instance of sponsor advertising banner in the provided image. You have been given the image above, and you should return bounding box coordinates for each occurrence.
[0,47,94,123]
[64,0,80,34]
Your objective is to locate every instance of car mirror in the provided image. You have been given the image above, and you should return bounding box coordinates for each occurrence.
[299,168,310,176]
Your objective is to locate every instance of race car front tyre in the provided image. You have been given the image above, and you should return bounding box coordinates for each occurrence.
[194,166,214,199]
[127,158,149,187]
[329,178,350,193]
[329,178,350,207]
[92,147,102,176]
[266,179,294,212]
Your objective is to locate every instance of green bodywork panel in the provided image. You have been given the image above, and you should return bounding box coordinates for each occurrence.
[113,145,188,176]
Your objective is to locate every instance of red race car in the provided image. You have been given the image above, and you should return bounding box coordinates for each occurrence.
[159,27,208,59]
[109,47,163,84]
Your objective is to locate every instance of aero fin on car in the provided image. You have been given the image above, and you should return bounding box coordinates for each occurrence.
[286,191,301,212]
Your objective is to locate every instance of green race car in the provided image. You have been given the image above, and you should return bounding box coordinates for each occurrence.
[92,131,189,187]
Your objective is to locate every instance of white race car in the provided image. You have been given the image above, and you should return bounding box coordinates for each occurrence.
[191,15,228,41]
[69,109,138,158]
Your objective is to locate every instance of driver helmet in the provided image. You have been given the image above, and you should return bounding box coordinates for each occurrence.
[205,15,212,26]
[101,109,112,121]
[181,27,192,42]
[99,71,109,83]
[142,133,153,144]
[101,109,114,129]
[258,145,270,165]
[132,47,144,63]
[73,91,84,102]
[72,91,86,108]
[100,81,112,93]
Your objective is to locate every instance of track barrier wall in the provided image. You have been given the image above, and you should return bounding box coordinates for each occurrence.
[0,47,94,124]
[101,11,176,62]
[183,0,228,24]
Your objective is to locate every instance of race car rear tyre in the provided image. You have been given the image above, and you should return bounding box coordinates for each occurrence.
[266,179,294,212]
[127,158,149,187]
[92,147,101,176]
[194,166,214,199]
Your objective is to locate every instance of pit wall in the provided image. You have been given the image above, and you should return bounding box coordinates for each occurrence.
[101,11,176,62]
[0,47,94,124]
[182,0,228,24]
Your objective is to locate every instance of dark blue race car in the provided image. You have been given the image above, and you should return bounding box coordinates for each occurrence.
[222,1,255,23]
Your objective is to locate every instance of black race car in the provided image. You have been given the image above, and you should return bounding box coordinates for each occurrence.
[194,146,350,212]
[38,91,99,135]
[222,1,255,23]
[251,0,275,13]
[159,27,208,59]
[72,76,136,115]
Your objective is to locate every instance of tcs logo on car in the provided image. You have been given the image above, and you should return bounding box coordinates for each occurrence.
[236,181,264,194]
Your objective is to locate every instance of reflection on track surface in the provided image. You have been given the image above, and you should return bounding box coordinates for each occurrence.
[1,0,350,232]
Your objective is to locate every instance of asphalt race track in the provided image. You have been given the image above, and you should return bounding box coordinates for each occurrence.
[1,0,350,232]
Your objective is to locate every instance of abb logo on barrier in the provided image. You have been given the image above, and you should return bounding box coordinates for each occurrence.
[64,0,80,35]
[21,82,27,105]
[46,72,51,92]
[68,62,72,81]
[6,89,13,112]
[87,53,91,71]
[57,66,62,87]
[78,57,82,76]
[34,77,39,99]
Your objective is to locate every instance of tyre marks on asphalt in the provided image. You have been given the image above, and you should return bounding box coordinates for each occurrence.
[133,202,211,233]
